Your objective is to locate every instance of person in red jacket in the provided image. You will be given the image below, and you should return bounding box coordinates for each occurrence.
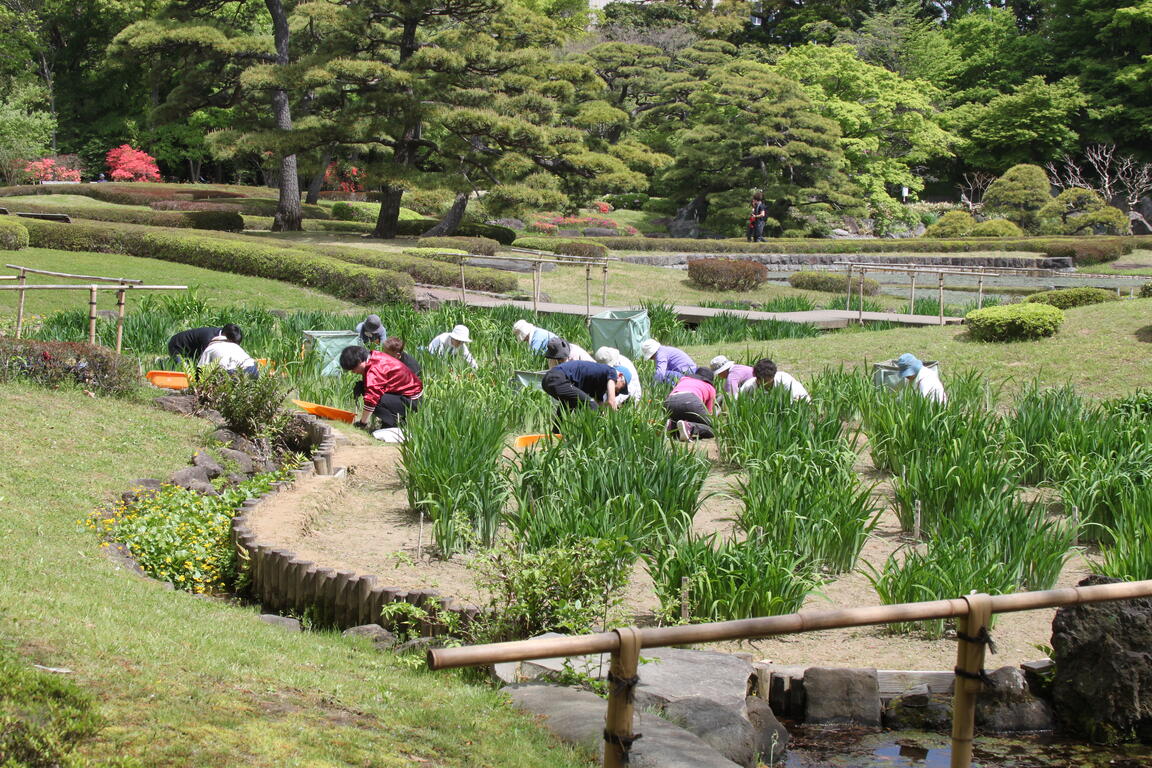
[339,346,423,430]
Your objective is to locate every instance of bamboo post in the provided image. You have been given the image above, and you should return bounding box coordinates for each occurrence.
[680,577,691,622]
[603,627,642,768]
[937,271,945,325]
[459,262,467,305]
[976,273,985,309]
[950,593,992,768]
[845,265,853,312]
[602,260,609,308]
[115,288,126,353]
[15,268,26,338]
[585,264,592,322]
[418,511,424,562]
[532,261,540,313]
[909,271,917,314]
[913,500,922,541]
[857,269,865,323]
[87,285,98,345]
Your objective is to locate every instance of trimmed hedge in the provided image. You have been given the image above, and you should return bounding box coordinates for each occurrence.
[457,222,516,245]
[0,218,29,249]
[18,218,413,303]
[970,219,1024,237]
[417,236,499,257]
[318,245,517,293]
[789,271,879,295]
[1141,283,1152,299]
[925,210,976,238]
[0,337,139,395]
[1024,287,1118,309]
[965,303,1064,342]
[403,247,468,264]
[512,237,610,259]
[4,200,244,232]
[603,193,650,210]
[687,258,768,291]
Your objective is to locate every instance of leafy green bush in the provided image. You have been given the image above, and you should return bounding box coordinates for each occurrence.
[1025,286,1118,309]
[319,244,517,293]
[641,197,678,215]
[417,236,499,256]
[402,188,454,216]
[456,221,517,244]
[687,257,768,291]
[403,246,468,264]
[1141,283,1152,298]
[1039,188,1130,235]
[0,217,29,249]
[193,363,291,440]
[965,303,1064,342]
[0,337,139,395]
[970,218,1023,237]
[983,164,1052,233]
[924,210,975,238]
[330,202,359,220]
[5,199,246,231]
[603,192,650,210]
[554,240,609,260]
[789,270,879,295]
[394,218,439,236]
[511,236,589,251]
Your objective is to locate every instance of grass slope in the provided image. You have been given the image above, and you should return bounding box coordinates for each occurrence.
[0,248,364,317]
[0,383,588,768]
[690,298,1152,400]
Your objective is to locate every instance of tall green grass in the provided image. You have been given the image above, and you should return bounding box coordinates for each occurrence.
[717,384,849,466]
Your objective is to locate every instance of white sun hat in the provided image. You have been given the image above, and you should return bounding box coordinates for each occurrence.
[711,355,735,375]
[449,324,472,343]
[640,338,660,360]
[594,346,619,365]
[513,319,533,340]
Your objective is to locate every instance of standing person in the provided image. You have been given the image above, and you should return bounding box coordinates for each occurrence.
[198,326,258,378]
[355,314,385,345]
[896,353,947,404]
[747,191,767,243]
[640,338,696,383]
[594,346,641,403]
[167,324,225,363]
[739,358,810,401]
[541,359,629,417]
[664,366,717,441]
[339,345,423,430]
[710,355,755,402]
[427,324,478,369]
[382,336,421,378]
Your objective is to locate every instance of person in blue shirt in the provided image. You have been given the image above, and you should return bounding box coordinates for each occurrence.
[640,338,696,383]
[513,319,557,355]
[541,359,630,416]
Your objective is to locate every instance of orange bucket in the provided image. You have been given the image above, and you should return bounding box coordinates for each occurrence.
[145,370,190,390]
[514,433,561,448]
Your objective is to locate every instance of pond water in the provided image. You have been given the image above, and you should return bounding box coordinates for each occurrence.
[782,726,1152,767]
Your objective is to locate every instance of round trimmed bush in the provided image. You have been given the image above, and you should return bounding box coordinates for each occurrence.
[970,218,1023,238]
[924,210,975,238]
[789,271,879,295]
[1140,282,1152,298]
[1024,287,1118,309]
[417,236,499,257]
[687,258,768,291]
[965,303,1064,342]
[330,202,358,220]
[0,218,29,250]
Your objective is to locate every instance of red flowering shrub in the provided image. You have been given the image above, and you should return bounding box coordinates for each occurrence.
[0,337,139,395]
[688,258,769,291]
[323,161,363,193]
[24,156,82,183]
[106,145,161,182]
[593,201,614,213]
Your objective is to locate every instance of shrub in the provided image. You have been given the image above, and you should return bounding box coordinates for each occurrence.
[789,270,879,295]
[194,363,291,440]
[0,647,101,767]
[185,210,245,232]
[417,236,499,256]
[966,303,1064,342]
[403,247,468,263]
[106,144,162,182]
[0,218,29,249]
[1025,286,1118,309]
[455,221,517,244]
[1141,283,1152,298]
[150,200,236,212]
[330,201,358,220]
[983,164,1052,233]
[1039,188,1131,235]
[0,337,140,395]
[394,218,440,236]
[4,199,245,231]
[23,155,82,182]
[970,218,1023,237]
[403,188,454,216]
[554,240,609,260]
[1044,239,1130,265]
[604,192,649,210]
[924,210,975,238]
[687,257,768,291]
[641,197,678,215]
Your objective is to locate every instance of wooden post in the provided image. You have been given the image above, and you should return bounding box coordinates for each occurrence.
[603,627,642,768]
[680,577,691,622]
[976,273,985,309]
[909,271,917,314]
[532,261,540,313]
[950,593,992,768]
[913,500,922,541]
[115,288,126,353]
[937,271,945,325]
[15,268,26,338]
[585,264,592,323]
[857,270,865,324]
[87,285,98,345]
[459,262,467,305]
[845,265,853,312]
[602,261,609,308]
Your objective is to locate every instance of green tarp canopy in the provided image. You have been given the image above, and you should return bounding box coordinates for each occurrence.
[302,330,362,377]
[589,309,650,360]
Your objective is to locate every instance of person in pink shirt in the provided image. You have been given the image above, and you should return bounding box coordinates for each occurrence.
[664,366,717,441]
[709,355,755,402]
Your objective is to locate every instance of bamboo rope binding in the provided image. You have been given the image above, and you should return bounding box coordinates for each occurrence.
[603,627,642,768]
[951,593,993,768]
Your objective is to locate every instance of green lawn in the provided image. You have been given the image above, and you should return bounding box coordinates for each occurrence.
[0,382,590,768]
[1090,249,1152,276]
[687,298,1152,400]
[0,193,151,209]
[0,247,363,317]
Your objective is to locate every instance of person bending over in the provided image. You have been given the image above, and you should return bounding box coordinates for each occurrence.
[738,358,810,402]
[427,324,478,369]
[198,325,257,378]
[339,345,423,430]
[541,360,629,424]
[640,338,696,384]
[664,366,717,441]
[382,336,421,378]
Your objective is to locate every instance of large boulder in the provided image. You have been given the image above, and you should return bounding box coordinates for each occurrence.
[803,668,882,727]
[975,667,1055,732]
[745,696,789,764]
[169,466,216,495]
[154,394,198,415]
[884,684,952,732]
[661,696,756,767]
[633,647,757,715]
[1051,574,1152,744]
[192,451,224,479]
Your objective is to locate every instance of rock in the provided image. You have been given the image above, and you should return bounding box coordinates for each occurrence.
[201,408,227,428]
[226,472,246,486]
[342,624,397,649]
[219,448,256,475]
[259,614,301,632]
[394,636,443,656]
[803,668,882,727]
[1051,574,1152,744]
[583,227,617,237]
[1021,659,1055,699]
[191,451,224,479]
[169,466,217,495]
[121,478,164,504]
[884,684,953,731]
[229,435,260,457]
[633,647,757,715]
[154,394,197,415]
[505,683,741,768]
[975,666,1055,732]
[210,428,239,445]
[745,696,789,764]
[662,696,756,767]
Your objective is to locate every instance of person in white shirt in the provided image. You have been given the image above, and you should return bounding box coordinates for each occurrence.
[427,324,478,369]
[896,353,947,404]
[198,324,258,378]
[593,346,641,403]
[738,358,810,401]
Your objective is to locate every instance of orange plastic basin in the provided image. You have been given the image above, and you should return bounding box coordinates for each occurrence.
[292,399,356,423]
[146,370,190,390]
[514,433,561,448]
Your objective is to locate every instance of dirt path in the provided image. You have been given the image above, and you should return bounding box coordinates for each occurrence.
[248,440,1089,671]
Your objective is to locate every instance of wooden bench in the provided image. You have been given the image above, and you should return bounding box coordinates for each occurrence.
[14,212,71,223]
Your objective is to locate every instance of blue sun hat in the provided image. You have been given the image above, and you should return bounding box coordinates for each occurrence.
[613,365,632,384]
[896,353,923,378]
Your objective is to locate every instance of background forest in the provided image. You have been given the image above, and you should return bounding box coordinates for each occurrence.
[1,0,1149,237]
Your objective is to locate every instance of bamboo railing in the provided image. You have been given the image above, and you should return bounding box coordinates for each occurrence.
[428,579,1152,768]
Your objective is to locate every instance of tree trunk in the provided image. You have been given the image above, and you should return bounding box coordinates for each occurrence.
[305,148,332,205]
[421,192,470,236]
[266,0,302,232]
[374,184,405,238]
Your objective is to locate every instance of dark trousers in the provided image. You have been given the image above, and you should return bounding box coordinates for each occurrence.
[747,219,765,242]
[372,393,419,429]
[542,367,598,430]
[665,392,714,439]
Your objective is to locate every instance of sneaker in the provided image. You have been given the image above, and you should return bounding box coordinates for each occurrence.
[677,420,693,442]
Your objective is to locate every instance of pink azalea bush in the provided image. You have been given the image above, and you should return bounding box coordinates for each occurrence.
[106,145,161,182]
[24,156,82,183]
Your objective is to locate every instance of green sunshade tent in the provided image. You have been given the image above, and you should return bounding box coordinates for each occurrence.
[302,330,363,377]
[873,359,940,390]
[589,309,650,360]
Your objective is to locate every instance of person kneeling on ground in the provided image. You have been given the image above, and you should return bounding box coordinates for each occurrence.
[168,324,229,364]
[542,336,597,368]
[739,358,810,401]
[665,366,717,441]
[594,346,641,403]
[896,352,947,404]
[710,355,755,403]
[640,338,696,383]
[541,358,629,422]
[198,324,258,378]
[356,314,385,346]
[427,324,478,369]
[382,336,421,378]
[340,345,423,431]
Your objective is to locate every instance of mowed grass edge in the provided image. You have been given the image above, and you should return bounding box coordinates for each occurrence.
[0,382,591,768]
